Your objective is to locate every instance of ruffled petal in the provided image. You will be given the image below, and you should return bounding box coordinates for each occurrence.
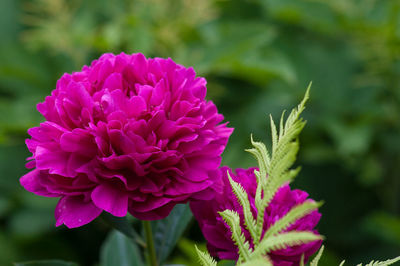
[55,196,102,228]
[91,183,128,217]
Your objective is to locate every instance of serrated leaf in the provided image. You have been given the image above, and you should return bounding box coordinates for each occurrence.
[300,253,305,266]
[219,210,252,261]
[364,256,400,266]
[100,230,143,266]
[310,245,324,266]
[226,172,257,244]
[264,201,322,239]
[251,231,322,259]
[195,245,217,266]
[260,87,310,209]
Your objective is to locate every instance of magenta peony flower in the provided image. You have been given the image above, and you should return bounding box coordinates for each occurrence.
[20,53,233,228]
[190,166,322,265]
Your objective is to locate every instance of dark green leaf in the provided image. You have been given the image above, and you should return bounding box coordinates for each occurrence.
[152,204,193,264]
[100,212,145,247]
[14,260,78,266]
[100,230,143,266]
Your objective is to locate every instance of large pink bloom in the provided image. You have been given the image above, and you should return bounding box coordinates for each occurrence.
[20,53,233,228]
[190,167,322,265]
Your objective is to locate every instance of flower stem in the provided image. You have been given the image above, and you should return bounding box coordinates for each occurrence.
[143,220,158,266]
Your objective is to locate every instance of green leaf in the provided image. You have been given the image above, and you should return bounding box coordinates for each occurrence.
[246,135,270,188]
[195,245,217,266]
[251,231,323,259]
[249,86,311,244]
[310,245,325,266]
[100,230,143,266]
[300,253,305,266]
[262,85,310,205]
[100,213,145,247]
[263,201,322,239]
[363,256,400,266]
[152,203,193,264]
[14,260,78,266]
[226,172,257,245]
[219,210,252,261]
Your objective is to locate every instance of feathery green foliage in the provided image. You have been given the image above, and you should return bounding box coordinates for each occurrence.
[227,173,258,243]
[250,231,322,259]
[218,210,252,262]
[300,254,305,266]
[194,245,217,266]
[263,201,322,239]
[196,86,323,264]
[310,245,400,266]
[362,256,400,266]
[194,86,398,264]
[246,84,311,244]
[246,136,271,245]
[310,245,324,266]
[262,83,310,205]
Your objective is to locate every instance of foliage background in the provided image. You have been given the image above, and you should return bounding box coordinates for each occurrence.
[1,0,400,265]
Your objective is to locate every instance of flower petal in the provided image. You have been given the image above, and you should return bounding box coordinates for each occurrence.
[91,183,128,217]
[55,195,102,228]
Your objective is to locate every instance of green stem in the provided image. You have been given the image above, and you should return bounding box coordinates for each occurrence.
[143,220,158,266]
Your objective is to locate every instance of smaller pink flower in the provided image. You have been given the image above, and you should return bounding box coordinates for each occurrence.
[190,167,322,265]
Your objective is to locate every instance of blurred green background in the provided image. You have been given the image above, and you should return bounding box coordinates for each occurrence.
[1,0,400,265]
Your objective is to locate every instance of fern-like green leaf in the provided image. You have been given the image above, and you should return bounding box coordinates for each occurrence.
[227,172,258,245]
[194,245,217,266]
[267,130,302,186]
[271,114,279,156]
[283,83,310,134]
[246,87,312,249]
[219,210,252,261]
[264,201,322,239]
[250,231,322,259]
[300,253,305,266]
[246,135,269,188]
[261,86,309,207]
[310,245,325,266]
[252,90,309,240]
[246,136,271,245]
[300,243,399,266]
[362,256,400,266]
[254,196,269,246]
